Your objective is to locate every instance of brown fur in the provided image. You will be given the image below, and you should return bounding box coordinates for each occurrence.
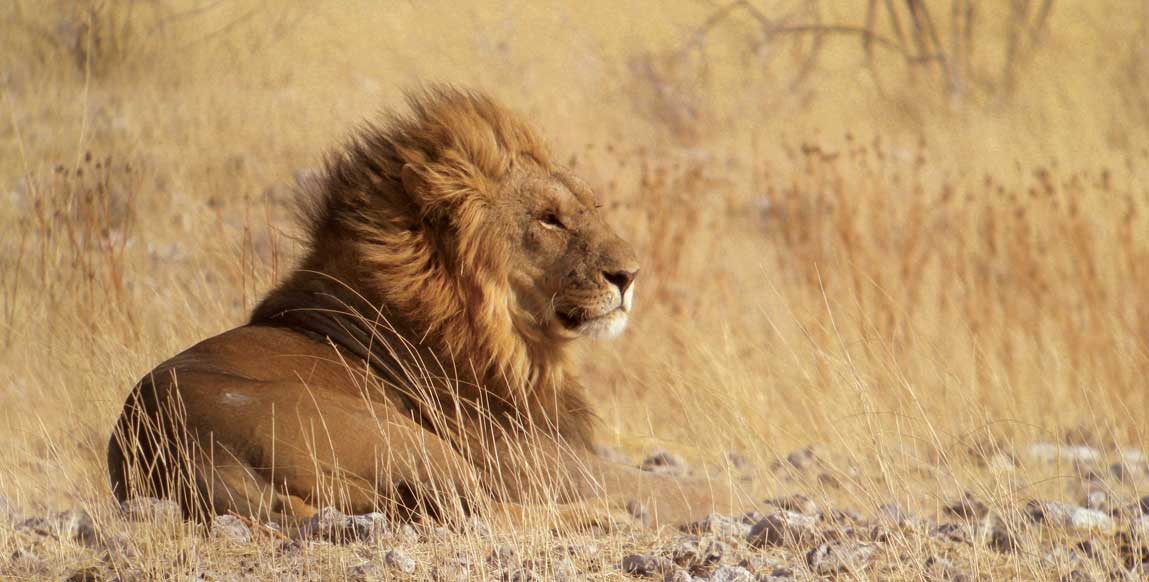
[108,87,745,531]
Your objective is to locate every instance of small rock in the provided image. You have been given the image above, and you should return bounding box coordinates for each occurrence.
[361,512,393,542]
[185,570,218,582]
[621,554,673,577]
[426,525,452,541]
[275,539,302,554]
[10,546,40,567]
[641,450,688,475]
[1132,516,1149,539]
[1060,570,1093,582]
[764,569,795,580]
[1112,462,1146,483]
[806,540,877,576]
[8,550,47,579]
[923,555,970,581]
[65,510,101,546]
[64,566,102,582]
[764,494,819,516]
[1122,450,1147,463]
[708,565,753,582]
[747,511,819,548]
[1075,539,1105,560]
[877,503,917,530]
[306,506,344,531]
[212,515,252,543]
[24,509,101,547]
[1026,501,1115,532]
[1116,531,1149,572]
[739,511,764,525]
[679,513,750,541]
[1076,462,1107,482]
[967,437,1012,465]
[735,553,790,576]
[1028,443,1101,464]
[121,497,182,523]
[986,452,1019,472]
[929,523,973,545]
[463,515,491,537]
[503,567,540,582]
[627,499,651,524]
[737,556,795,579]
[665,535,724,568]
[489,544,519,567]
[944,492,988,520]
[783,447,821,472]
[725,451,752,472]
[1116,499,1147,520]
[397,523,419,544]
[983,516,1019,553]
[304,507,373,542]
[431,564,471,582]
[817,472,842,488]
[560,542,600,559]
[553,558,578,581]
[736,556,773,573]
[1082,487,1112,512]
[385,549,417,574]
[851,524,893,543]
[820,507,863,526]
[349,560,381,581]
[1043,547,1083,570]
[663,568,694,582]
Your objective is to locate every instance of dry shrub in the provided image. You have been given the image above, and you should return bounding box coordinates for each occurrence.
[581,132,1148,460]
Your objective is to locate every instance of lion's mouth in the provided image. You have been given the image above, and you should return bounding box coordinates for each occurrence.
[556,311,585,329]
[553,284,636,339]
[555,306,629,339]
[556,307,614,328]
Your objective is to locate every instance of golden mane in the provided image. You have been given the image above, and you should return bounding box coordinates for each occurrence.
[260,86,592,443]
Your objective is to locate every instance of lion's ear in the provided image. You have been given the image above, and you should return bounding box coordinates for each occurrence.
[401,162,450,223]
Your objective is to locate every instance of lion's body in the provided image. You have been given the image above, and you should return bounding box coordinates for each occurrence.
[107,88,742,530]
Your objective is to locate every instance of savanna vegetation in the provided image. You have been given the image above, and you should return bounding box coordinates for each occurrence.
[2,1,1147,579]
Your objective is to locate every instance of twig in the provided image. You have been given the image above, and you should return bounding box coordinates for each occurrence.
[685,0,916,60]
[227,511,291,541]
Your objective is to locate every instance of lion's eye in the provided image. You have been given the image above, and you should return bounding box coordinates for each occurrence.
[540,212,566,230]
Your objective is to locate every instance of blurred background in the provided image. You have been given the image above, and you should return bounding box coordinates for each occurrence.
[1,0,1147,516]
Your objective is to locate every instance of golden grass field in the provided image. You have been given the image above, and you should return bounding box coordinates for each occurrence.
[2,0,1148,580]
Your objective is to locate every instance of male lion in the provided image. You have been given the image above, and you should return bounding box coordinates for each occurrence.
[108,87,744,532]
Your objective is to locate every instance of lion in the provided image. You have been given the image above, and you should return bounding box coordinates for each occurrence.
[107,87,746,532]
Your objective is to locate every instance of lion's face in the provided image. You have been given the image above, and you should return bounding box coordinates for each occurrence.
[497,162,639,341]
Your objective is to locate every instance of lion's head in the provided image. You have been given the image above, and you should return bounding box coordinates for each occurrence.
[295,87,637,391]
[487,153,639,342]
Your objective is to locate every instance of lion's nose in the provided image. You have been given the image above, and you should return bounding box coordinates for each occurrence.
[603,269,638,295]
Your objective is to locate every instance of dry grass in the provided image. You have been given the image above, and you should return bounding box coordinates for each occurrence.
[2,0,1148,579]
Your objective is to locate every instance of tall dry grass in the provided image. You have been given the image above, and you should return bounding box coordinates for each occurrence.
[2,0,1148,579]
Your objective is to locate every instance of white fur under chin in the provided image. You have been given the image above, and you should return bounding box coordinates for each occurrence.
[556,283,636,340]
[576,309,629,339]
[580,282,636,339]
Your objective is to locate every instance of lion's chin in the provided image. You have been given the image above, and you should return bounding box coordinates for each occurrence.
[557,308,629,340]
